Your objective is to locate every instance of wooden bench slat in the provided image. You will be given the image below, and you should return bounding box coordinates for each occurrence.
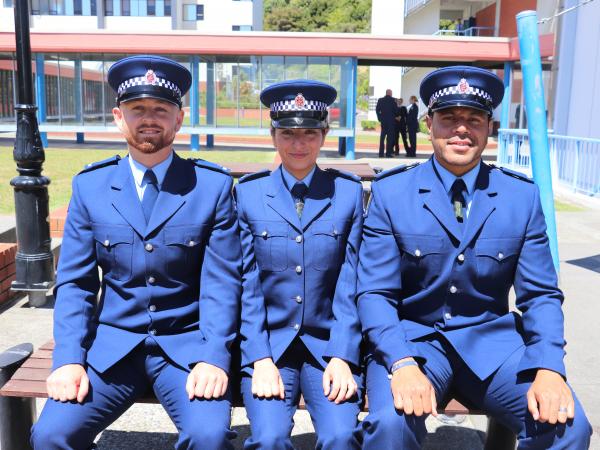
[0,340,480,415]
[22,358,52,369]
[10,367,51,382]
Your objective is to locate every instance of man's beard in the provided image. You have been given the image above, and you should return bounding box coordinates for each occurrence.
[125,128,175,154]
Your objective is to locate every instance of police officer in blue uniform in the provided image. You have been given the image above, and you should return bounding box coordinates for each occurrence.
[31,55,242,449]
[357,66,592,449]
[234,80,363,449]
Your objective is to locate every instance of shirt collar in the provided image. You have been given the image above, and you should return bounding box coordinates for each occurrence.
[129,151,174,188]
[432,156,480,196]
[281,164,316,190]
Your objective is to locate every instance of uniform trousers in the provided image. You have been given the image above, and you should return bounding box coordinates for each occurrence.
[379,124,396,157]
[407,126,418,157]
[361,334,591,450]
[31,337,234,450]
[241,339,362,450]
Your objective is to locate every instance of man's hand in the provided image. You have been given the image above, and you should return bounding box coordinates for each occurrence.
[323,357,358,404]
[46,364,89,403]
[186,362,228,400]
[527,369,575,424]
[251,358,285,399]
[390,358,437,417]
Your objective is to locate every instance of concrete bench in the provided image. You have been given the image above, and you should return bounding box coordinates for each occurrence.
[0,341,516,450]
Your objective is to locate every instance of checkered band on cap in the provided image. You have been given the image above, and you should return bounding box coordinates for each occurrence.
[118,75,182,98]
[271,99,328,112]
[428,84,492,107]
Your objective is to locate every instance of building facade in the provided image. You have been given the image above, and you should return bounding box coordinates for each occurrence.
[0,0,263,33]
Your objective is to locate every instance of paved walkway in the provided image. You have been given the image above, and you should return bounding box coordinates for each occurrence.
[0,159,598,449]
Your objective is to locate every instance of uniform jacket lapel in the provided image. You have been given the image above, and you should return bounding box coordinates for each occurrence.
[110,156,147,237]
[266,166,302,231]
[418,159,463,241]
[301,167,332,230]
[145,153,189,236]
[459,163,497,251]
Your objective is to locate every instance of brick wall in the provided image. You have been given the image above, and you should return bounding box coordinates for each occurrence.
[50,206,68,239]
[0,243,17,305]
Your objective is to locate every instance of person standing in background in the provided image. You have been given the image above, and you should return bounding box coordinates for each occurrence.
[376,89,400,158]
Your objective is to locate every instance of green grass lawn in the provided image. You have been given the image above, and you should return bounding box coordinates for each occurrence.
[554,199,586,212]
[0,146,275,214]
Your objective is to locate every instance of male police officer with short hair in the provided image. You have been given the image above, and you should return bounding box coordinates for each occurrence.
[31,55,241,449]
[357,66,592,449]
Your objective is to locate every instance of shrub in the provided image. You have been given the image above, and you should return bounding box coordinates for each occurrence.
[361,120,378,131]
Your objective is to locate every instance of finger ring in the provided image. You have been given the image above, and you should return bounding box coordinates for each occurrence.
[559,406,567,413]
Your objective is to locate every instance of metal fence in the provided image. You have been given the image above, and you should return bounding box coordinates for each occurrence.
[498,129,600,196]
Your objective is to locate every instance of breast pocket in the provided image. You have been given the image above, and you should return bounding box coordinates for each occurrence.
[311,221,348,271]
[475,238,522,284]
[396,235,445,289]
[250,221,289,272]
[92,225,134,281]
[163,225,206,276]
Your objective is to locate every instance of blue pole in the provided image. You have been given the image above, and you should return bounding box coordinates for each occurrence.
[206,60,215,149]
[34,53,48,147]
[516,10,559,274]
[344,57,357,160]
[74,59,84,144]
[500,62,512,130]
[190,55,200,151]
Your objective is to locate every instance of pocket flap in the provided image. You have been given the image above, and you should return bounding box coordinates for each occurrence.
[396,235,444,257]
[250,221,289,239]
[92,225,134,247]
[164,226,205,247]
[475,238,521,261]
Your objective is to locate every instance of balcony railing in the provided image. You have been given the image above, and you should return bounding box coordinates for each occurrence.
[404,0,433,17]
[433,27,496,37]
[498,129,600,196]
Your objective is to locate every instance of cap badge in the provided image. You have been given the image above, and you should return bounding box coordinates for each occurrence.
[295,93,306,108]
[145,69,157,85]
[457,78,470,95]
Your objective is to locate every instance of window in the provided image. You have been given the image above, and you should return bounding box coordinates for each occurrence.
[183,3,203,21]
[147,0,155,15]
[3,0,13,7]
[232,25,240,31]
[73,0,82,14]
[183,3,195,20]
[121,0,130,16]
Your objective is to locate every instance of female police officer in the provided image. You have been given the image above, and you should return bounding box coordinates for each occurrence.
[234,80,363,449]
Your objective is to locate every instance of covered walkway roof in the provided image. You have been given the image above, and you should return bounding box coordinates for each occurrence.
[0,30,554,69]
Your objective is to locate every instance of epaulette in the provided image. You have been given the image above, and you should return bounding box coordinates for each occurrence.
[188,158,231,176]
[238,169,271,184]
[325,167,361,182]
[79,155,120,174]
[490,164,533,183]
[374,162,420,182]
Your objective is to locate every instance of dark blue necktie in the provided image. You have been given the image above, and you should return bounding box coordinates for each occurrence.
[291,182,308,218]
[142,169,159,223]
[450,178,467,224]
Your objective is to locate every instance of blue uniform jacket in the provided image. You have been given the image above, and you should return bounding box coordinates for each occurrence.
[357,159,566,380]
[52,153,242,374]
[234,165,363,370]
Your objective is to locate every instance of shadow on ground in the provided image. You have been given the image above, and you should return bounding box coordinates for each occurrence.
[96,426,317,449]
[96,425,485,449]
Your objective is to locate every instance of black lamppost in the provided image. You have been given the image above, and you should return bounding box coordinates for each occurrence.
[10,0,55,306]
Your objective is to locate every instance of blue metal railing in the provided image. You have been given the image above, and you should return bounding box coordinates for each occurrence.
[498,129,600,196]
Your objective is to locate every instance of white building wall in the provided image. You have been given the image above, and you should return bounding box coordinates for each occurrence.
[368,0,405,120]
[404,0,441,35]
[174,0,254,31]
[104,16,173,32]
[0,6,15,31]
[401,67,430,118]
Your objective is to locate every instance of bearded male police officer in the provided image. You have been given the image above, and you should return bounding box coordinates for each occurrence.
[234,80,364,449]
[31,55,241,449]
[357,66,591,449]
